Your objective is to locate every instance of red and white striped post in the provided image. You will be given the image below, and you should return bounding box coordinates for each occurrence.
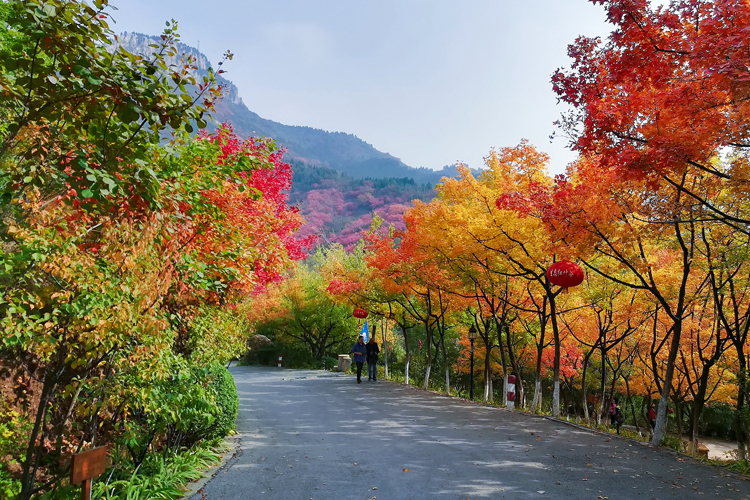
[277,354,283,368]
[507,374,516,410]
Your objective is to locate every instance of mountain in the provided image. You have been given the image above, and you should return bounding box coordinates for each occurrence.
[115,33,467,246]
[116,32,465,185]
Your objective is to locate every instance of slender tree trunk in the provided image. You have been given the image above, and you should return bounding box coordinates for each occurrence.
[690,365,712,454]
[581,350,592,423]
[652,323,683,445]
[424,321,432,390]
[532,375,542,412]
[494,317,509,406]
[567,379,576,417]
[608,368,618,409]
[442,327,450,396]
[735,355,747,460]
[505,325,523,408]
[624,376,639,432]
[532,340,544,412]
[20,368,58,500]
[484,342,492,401]
[382,318,389,379]
[598,348,607,426]
[674,397,683,439]
[402,321,410,386]
[550,295,561,418]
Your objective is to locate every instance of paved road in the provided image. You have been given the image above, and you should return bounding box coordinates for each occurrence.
[191,366,750,499]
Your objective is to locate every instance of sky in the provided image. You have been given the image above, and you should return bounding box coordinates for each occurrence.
[107,1,642,174]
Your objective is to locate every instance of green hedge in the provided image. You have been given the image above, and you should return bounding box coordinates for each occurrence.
[204,364,239,440]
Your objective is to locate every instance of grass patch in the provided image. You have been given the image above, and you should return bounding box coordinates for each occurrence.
[40,439,228,500]
[95,439,227,500]
[704,458,750,477]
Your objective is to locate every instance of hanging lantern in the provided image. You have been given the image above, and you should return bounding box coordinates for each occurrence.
[353,308,368,319]
[546,260,584,288]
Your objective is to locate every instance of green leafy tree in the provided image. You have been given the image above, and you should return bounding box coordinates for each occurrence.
[257,255,360,362]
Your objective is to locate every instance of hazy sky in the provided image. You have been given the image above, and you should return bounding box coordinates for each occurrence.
[108,1,633,173]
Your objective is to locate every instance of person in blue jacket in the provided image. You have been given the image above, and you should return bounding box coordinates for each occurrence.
[350,336,366,383]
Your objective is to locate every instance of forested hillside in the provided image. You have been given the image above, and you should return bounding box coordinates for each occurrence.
[115,32,464,245]
[288,161,435,247]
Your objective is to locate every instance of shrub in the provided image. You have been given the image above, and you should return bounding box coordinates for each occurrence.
[0,409,30,498]
[701,403,736,440]
[662,433,686,452]
[203,364,239,440]
[119,359,238,462]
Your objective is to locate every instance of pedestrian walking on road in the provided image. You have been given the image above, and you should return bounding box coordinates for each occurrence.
[366,337,380,381]
[648,404,656,430]
[350,336,366,383]
[610,398,624,435]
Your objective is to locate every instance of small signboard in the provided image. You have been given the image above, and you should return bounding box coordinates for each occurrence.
[71,445,108,484]
[71,446,108,500]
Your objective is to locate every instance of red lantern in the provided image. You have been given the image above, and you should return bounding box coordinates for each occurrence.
[546,260,584,288]
[353,308,368,319]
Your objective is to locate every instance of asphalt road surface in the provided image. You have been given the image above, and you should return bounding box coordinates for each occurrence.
[190,366,750,499]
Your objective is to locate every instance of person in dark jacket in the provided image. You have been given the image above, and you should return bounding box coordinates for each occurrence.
[366,337,380,381]
[350,336,366,383]
[648,404,656,430]
[610,398,624,435]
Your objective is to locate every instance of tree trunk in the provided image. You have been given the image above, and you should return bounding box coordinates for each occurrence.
[532,374,542,412]
[674,397,683,439]
[624,376,639,432]
[735,356,747,460]
[690,365,712,455]
[402,321,410,386]
[652,323,683,445]
[505,323,524,408]
[581,350,592,423]
[567,380,575,417]
[484,343,492,402]
[382,318,389,379]
[550,294,561,418]
[424,320,433,390]
[20,367,59,500]
[532,335,544,412]
[598,348,607,426]
[442,328,449,395]
[494,317,509,406]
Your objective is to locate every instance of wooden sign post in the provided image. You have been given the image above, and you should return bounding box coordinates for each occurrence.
[70,446,108,500]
